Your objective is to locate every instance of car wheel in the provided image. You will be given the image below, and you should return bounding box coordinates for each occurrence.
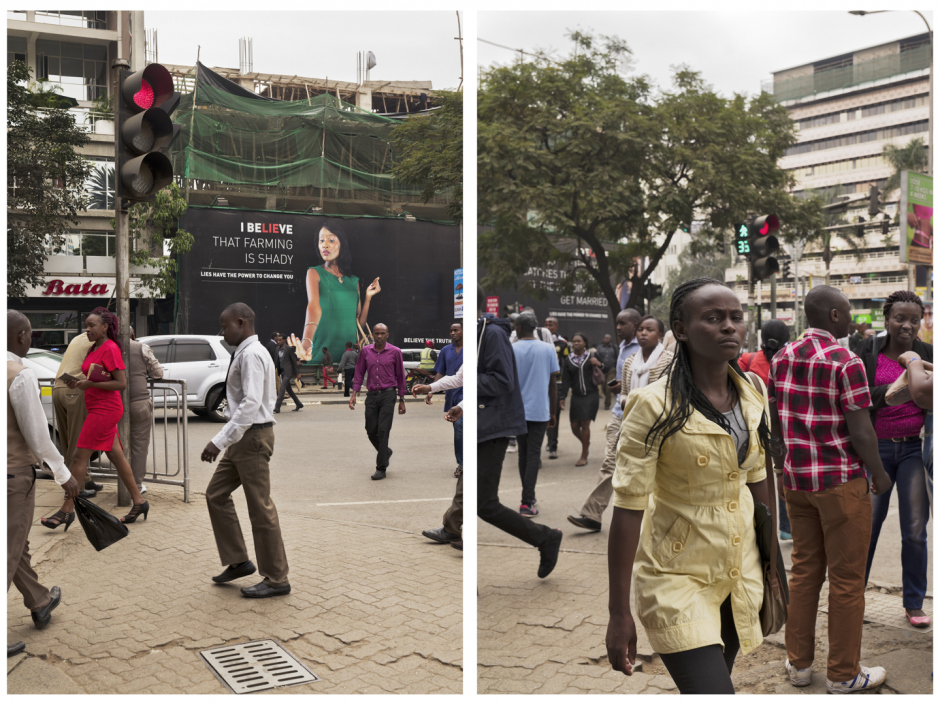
[206,387,228,423]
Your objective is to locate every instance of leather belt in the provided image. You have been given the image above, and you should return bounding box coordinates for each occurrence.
[889,435,921,443]
[250,422,274,429]
[367,387,396,395]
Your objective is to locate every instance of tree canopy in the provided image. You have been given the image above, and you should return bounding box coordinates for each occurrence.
[7,60,91,298]
[124,182,194,298]
[389,90,462,221]
[478,32,818,319]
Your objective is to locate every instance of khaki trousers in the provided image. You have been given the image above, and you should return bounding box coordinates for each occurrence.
[205,426,289,586]
[784,477,872,682]
[7,465,50,611]
[603,369,616,407]
[52,387,87,468]
[443,474,462,536]
[578,416,623,522]
[129,398,153,487]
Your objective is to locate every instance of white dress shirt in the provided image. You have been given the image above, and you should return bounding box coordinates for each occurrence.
[429,365,463,409]
[6,351,70,484]
[210,335,276,451]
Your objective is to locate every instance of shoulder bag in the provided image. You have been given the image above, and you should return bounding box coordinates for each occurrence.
[590,352,606,387]
[745,371,789,636]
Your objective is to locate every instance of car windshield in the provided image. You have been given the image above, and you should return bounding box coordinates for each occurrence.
[26,350,63,373]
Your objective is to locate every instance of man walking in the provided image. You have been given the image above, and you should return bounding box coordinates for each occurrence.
[51,330,99,496]
[567,308,641,532]
[128,326,164,494]
[264,331,281,393]
[7,310,79,656]
[544,316,570,459]
[430,323,464,476]
[273,334,303,413]
[769,286,891,693]
[512,311,559,517]
[478,288,563,578]
[337,342,359,397]
[350,323,407,480]
[201,303,290,599]
[595,333,618,410]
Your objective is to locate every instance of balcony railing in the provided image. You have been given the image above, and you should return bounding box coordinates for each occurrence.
[35,106,113,134]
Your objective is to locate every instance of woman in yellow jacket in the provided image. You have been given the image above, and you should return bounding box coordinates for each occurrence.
[606,278,777,694]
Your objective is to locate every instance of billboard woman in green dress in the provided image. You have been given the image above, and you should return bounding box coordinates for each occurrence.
[299,221,380,365]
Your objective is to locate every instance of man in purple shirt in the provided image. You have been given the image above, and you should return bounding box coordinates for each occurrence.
[349,323,407,480]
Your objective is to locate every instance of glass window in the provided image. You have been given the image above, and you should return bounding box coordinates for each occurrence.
[146,340,172,364]
[7,35,27,67]
[34,11,107,30]
[36,38,109,101]
[25,311,81,330]
[174,341,216,363]
[85,160,114,210]
[30,330,67,348]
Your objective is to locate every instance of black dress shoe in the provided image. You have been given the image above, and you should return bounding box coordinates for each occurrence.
[84,480,103,492]
[538,530,563,579]
[293,404,304,411]
[212,560,256,583]
[371,469,387,480]
[240,581,291,598]
[77,488,97,499]
[567,515,602,532]
[273,408,281,414]
[8,642,25,657]
[32,586,60,629]
[422,527,460,544]
[451,540,463,551]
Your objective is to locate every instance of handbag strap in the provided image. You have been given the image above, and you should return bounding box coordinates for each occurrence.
[745,370,781,591]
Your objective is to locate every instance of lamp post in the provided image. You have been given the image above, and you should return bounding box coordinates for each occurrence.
[849,10,932,176]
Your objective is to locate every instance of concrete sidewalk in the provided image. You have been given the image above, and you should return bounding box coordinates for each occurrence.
[8,482,462,694]
[478,541,932,695]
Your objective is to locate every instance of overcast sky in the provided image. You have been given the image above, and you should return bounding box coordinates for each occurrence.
[478,11,933,97]
[146,11,464,91]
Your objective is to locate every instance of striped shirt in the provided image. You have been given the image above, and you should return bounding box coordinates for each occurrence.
[767,328,871,492]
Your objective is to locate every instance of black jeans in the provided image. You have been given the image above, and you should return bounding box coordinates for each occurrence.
[274,373,301,411]
[478,437,555,547]
[343,368,355,397]
[658,596,740,694]
[517,420,549,507]
[364,388,396,470]
[546,388,561,452]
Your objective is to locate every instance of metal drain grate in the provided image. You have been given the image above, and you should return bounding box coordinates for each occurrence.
[199,639,320,694]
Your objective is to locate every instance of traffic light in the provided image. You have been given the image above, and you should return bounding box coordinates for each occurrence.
[733,223,750,258]
[646,283,664,300]
[868,185,881,217]
[116,63,181,202]
[881,213,891,235]
[855,216,866,239]
[780,258,792,278]
[716,238,726,255]
[748,214,780,280]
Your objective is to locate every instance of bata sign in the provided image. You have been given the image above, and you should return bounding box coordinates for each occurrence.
[41,279,110,296]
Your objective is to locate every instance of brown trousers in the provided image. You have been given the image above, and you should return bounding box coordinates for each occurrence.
[7,465,50,611]
[52,387,87,468]
[129,398,153,487]
[784,476,872,682]
[205,426,289,587]
[443,474,462,536]
[578,416,623,522]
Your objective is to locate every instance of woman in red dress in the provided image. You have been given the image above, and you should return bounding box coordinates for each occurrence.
[41,308,150,529]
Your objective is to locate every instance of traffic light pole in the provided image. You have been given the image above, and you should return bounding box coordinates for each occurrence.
[747,259,757,352]
[112,58,132,508]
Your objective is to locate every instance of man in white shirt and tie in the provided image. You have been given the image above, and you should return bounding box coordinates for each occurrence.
[200,303,290,598]
[7,310,80,657]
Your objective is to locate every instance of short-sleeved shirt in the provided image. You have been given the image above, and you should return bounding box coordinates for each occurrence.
[433,343,463,411]
[512,338,560,422]
[768,328,872,492]
[81,339,126,413]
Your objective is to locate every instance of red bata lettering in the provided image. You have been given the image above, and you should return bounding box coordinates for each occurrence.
[41,279,108,296]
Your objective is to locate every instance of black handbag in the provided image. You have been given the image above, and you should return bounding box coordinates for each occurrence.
[74,496,129,552]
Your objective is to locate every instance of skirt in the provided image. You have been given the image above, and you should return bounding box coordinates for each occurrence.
[569,389,599,422]
[76,406,122,451]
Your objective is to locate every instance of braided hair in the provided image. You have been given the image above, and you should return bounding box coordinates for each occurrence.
[88,306,121,352]
[643,278,779,458]
[883,290,924,321]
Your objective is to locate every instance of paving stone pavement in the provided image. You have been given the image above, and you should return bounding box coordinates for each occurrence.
[8,483,462,694]
[478,543,933,694]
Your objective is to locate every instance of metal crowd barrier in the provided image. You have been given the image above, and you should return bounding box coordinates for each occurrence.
[41,379,191,503]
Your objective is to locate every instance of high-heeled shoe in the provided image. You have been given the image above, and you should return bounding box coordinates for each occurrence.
[121,500,150,524]
[40,511,75,531]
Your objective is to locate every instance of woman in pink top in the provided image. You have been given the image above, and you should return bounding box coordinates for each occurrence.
[857,291,932,627]
[41,308,149,531]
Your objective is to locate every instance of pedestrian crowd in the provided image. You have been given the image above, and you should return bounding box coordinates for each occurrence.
[477,279,932,695]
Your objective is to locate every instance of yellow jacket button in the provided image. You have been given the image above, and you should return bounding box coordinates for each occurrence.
[729,471,739,481]
[697,455,708,466]
[728,501,738,512]
[743,640,750,648]
[672,542,683,552]
[729,568,740,579]
[732,535,742,546]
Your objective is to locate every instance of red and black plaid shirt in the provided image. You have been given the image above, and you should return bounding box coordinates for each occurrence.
[767,328,871,492]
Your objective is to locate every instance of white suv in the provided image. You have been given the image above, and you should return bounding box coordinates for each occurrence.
[139,335,235,422]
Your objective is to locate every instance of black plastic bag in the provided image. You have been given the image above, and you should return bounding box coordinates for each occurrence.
[74,496,129,551]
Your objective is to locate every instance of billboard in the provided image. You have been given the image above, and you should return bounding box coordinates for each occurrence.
[899,170,933,265]
[454,268,463,318]
[178,209,461,364]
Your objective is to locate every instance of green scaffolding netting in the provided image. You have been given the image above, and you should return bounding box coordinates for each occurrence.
[165,65,449,218]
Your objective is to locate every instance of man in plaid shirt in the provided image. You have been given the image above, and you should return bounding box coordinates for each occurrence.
[768,286,890,694]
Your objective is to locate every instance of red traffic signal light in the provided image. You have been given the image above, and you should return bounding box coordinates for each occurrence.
[750,214,779,238]
[748,214,780,280]
[117,63,181,203]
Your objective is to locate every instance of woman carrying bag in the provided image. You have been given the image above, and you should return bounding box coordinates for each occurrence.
[558,333,604,467]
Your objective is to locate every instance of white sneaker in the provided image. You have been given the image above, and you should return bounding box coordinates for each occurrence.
[826,664,886,694]
[785,659,812,687]
[138,484,147,494]
[506,444,517,453]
